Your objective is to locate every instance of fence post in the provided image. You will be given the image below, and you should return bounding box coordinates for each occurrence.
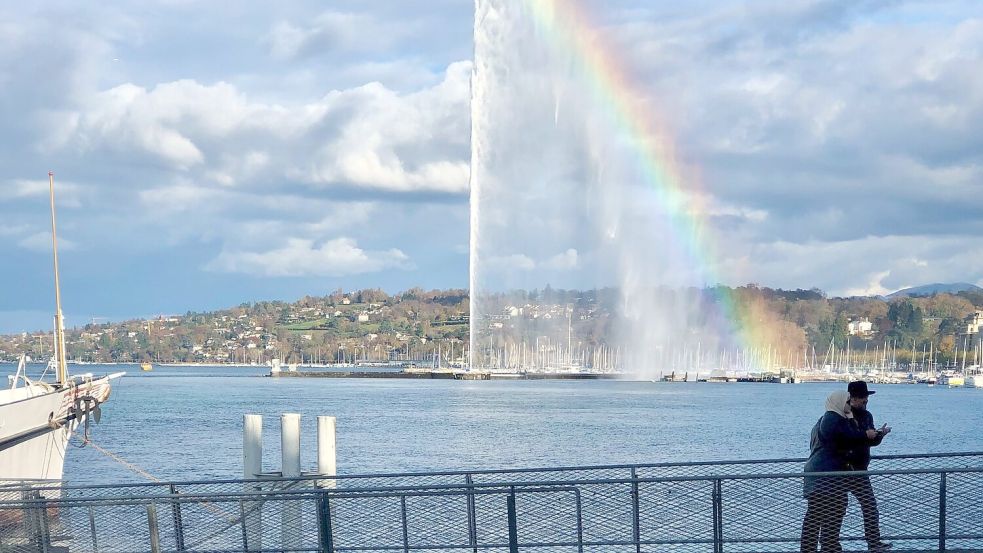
[316,492,335,553]
[401,495,410,553]
[240,501,250,552]
[147,503,162,553]
[507,487,519,553]
[712,479,723,553]
[466,473,478,553]
[28,492,50,553]
[88,505,99,553]
[170,483,186,552]
[631,467,641,553]
[939,472,947,552]
[574,489,584,553]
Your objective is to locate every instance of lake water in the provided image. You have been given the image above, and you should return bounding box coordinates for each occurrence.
[3,364,981,485]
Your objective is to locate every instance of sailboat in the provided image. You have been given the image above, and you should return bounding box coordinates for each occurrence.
[0,172,124,481]
[964,340,983,388]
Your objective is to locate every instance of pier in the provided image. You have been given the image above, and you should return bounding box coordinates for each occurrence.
[269,369,627,380]
[2,452,981,552]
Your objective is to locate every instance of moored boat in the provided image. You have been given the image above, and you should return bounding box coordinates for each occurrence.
[940,371,965,387]
[964,365,983,388]
[0,172,124,483]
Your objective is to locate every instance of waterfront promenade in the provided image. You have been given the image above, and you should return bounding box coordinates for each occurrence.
[2,452,980,552]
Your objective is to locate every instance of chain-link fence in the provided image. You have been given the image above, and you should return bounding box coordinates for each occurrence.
[1,452,980,552]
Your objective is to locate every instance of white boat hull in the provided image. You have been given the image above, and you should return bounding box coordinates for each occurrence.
[965,375,983,388]
[0,375,115,482]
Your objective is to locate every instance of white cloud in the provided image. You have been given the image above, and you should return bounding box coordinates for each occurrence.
[843,270,892,297]
[0,224,29,236]
[18,232,77,253]
[544,249,579,270]
[485,254,536,272]
[1,0,981,314]
[267,12,417,59]
[205,237,412,277]
[52,62,471,194]
[2,179,83,207]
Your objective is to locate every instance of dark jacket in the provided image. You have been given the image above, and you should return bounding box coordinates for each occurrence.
[846,407,883,470]
[802,411,870,498]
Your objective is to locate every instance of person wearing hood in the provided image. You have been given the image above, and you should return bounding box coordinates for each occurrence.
[800,390,879,553]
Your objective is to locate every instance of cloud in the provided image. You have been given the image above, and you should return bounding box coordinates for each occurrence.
[2,179,83,207]
[843,270,892,297]
[51,62,471,195]
[18,232,77,253]
[485,254,537,272]
[267,12,418,60]
[544,249,579,270]
[0,0,981,322]
[205,237,412,277]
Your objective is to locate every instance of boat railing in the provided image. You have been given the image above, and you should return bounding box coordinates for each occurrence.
[1,451,982,552]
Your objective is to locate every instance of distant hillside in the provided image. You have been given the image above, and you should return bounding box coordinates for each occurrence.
[886,282,983,299]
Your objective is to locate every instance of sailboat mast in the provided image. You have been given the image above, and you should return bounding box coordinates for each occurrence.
[48,171,69,385]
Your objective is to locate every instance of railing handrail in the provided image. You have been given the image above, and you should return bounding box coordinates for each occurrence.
[4,459,982,553]
[1,449,980,495]
[4,464,983,507]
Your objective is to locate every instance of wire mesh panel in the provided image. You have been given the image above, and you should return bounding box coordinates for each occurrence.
[944,471,983,551]
[720,475,803,552]
[329,493,407,551]
[637,479,715,552]
[2,455,983,553]
[403,493,473,550]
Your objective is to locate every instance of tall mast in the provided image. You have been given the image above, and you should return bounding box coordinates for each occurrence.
[48,171,69,385]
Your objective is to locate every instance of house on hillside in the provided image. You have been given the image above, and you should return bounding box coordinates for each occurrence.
[847,317,874,338]
[964,311,983,335]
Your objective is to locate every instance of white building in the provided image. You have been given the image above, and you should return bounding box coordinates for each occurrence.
[965,311,983,335]
[848,317,873,337]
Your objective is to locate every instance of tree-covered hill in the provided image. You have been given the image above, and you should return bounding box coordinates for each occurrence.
[2,285,981,368]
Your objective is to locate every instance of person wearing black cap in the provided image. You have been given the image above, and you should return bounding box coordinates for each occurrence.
[846,381,892,551]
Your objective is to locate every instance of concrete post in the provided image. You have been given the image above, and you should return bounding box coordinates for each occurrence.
[243,415,263,479]
[243,414,263,551]
[317,416,337,489]
[281,413,302,551]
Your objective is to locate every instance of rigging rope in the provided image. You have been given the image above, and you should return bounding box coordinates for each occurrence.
[74,436,163,483]
[73,435,293,531]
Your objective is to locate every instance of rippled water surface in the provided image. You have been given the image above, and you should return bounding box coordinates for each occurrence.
[3,364,980,484]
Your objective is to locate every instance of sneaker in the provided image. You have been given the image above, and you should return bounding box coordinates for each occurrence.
[869,542,893,552]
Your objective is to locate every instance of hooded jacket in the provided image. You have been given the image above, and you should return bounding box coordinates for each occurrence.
[802,391,870,497]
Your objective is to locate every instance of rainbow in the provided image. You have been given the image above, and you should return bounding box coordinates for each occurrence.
[523,0,769,352]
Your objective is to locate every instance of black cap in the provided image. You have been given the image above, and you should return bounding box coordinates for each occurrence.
[848,381,875,397]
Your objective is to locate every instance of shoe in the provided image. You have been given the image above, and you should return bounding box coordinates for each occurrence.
[869,542,893,551]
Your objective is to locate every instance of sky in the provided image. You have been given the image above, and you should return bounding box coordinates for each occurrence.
[1,0,981,333]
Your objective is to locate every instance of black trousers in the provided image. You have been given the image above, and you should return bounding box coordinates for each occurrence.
[846,475,882,546]
[801,489,848,552]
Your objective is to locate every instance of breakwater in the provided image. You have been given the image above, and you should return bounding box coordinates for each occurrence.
[268,370,630,380]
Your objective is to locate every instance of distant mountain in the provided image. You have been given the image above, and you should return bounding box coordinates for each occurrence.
[885,282,983,299]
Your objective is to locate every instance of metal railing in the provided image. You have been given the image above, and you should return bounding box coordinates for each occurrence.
[0,452,980,552]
